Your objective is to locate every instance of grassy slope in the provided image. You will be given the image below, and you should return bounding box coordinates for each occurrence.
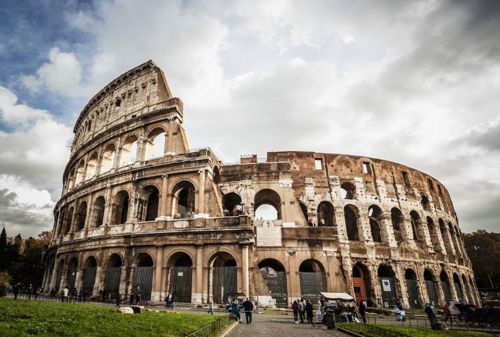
[0,298,222,337]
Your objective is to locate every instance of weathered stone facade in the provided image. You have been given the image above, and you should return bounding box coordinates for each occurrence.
[42,60,479,308]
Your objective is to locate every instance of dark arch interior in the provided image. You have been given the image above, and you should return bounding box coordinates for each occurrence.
[137,253,154,267]
[377,265,394,277]
[299,259,324,273]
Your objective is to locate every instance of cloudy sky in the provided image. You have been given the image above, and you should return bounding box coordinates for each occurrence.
[1,0,499,237]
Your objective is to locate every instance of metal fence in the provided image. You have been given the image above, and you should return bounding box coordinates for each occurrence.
[184,317,226,337]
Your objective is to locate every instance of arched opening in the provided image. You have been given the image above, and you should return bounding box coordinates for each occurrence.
[352,263,372,306]
[66,257,78,289]
[132,253,154,301]
[317,201,336,227]
[101,144,116,173]
[299,259,325,303]
[112,191,129,225]
[85,153,98,180]
[222,192,242,216]
[298,201,308,224]
[258,259,288,307]
[421,195,431,212]
[439,219,453,255]
[340,182,356,199]
[145,128,166,160]
[63,207,74,234]
[391,208,404,245]
[82,256,97,296]
[210,252,237,304]
[410,211,421,243]
[378,265,397,306]
[453,273,464,302]
[254,189,281,220]
[424,269,438,305]
[368,205,382,242]
[440,271,452,303]
[143,186,159,221]
[172,181,196,218]
[54,260,64,293]
[92,196,105,228]
[104,254,122,300]
[75,202,87,231]
[74,161,85,186]
[168,253,193,303]
[344,205,359,241]
[427,217,441,252]
[405,269,420,308]
[119,135,138,166]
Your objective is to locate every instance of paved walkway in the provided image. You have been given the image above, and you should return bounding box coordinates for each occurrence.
[227,313,350,337]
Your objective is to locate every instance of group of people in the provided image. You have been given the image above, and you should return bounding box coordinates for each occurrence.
[291,298,314,324]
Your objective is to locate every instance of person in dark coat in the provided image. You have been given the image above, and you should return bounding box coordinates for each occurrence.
[292,300,299,323]
[305,300,314,325]
[242,298,254,324]
[359,301,367,323]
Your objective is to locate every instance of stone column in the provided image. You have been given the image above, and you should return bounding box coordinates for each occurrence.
[194,245,204,304]
[241,244,249,298]
[152,246,164,301]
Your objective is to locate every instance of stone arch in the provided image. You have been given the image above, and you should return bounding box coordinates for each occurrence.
[352,262,372,306]
[100,143,116,173]
[167,252,194,303]
[254,188,281,220]
[75,201,87,231]
[344,204,360,241]
[209,252,237,304]
[424,269,439,305]
[66,257,78,289]
[440,270,452,302]
[92,196,105,228]
[144,127,166,160]
[112,190,129,225]
[340,182,356,200]
[171,180,196,218]
[82,256,97,296]
[258,258,288,307]
[391,207,404,245]
[132,252,154,301]
[405,269,420,308]
[104,253,122,300]
[368,205,382,242]
[119,134,139,166]
[85,152,98,180]
[299,259,326,303]
[378,264,397,306]
[223,192,242,216]
[317,201,336,227]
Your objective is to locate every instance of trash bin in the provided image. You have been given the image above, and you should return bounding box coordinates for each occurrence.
[325,310,336,330]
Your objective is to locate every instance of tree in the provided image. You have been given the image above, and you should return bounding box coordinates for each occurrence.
[463,230,500,289]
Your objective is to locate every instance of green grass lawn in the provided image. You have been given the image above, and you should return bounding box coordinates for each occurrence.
[338,323,498,337]
[0,298,228,337]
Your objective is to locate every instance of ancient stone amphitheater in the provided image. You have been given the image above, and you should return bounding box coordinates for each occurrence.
[42,60,479,308]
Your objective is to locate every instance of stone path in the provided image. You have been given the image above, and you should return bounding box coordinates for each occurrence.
[227,313,350,337]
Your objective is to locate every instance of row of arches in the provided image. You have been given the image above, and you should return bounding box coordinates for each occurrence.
[351,262,476,307]
[68,127,167,190]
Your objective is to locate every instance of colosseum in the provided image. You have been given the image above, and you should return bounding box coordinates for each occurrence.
[42,60,480,309]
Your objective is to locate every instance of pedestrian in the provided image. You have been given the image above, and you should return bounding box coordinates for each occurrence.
[359,300,367,323]
[292,300,299,323]
[305,300,314,325]
[299,298,305,323]
[242,298,254,324]
[13,283,20,300]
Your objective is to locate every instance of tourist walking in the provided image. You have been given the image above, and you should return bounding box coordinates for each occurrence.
[292,300,299,323]
[305,300,314,325]
[242,298,254,324]
[359,301,367,323]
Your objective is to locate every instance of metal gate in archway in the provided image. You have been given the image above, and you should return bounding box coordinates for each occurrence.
[213,266,237,304]
[300,272,325,304]
[132,266,153,301]
[104,267,121,298]
[260,269,288,307]
[170,266,192,303]
[406,279,420,308]
[82,267,96,295]
[379,277,397,307]
[426,280,438,305]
